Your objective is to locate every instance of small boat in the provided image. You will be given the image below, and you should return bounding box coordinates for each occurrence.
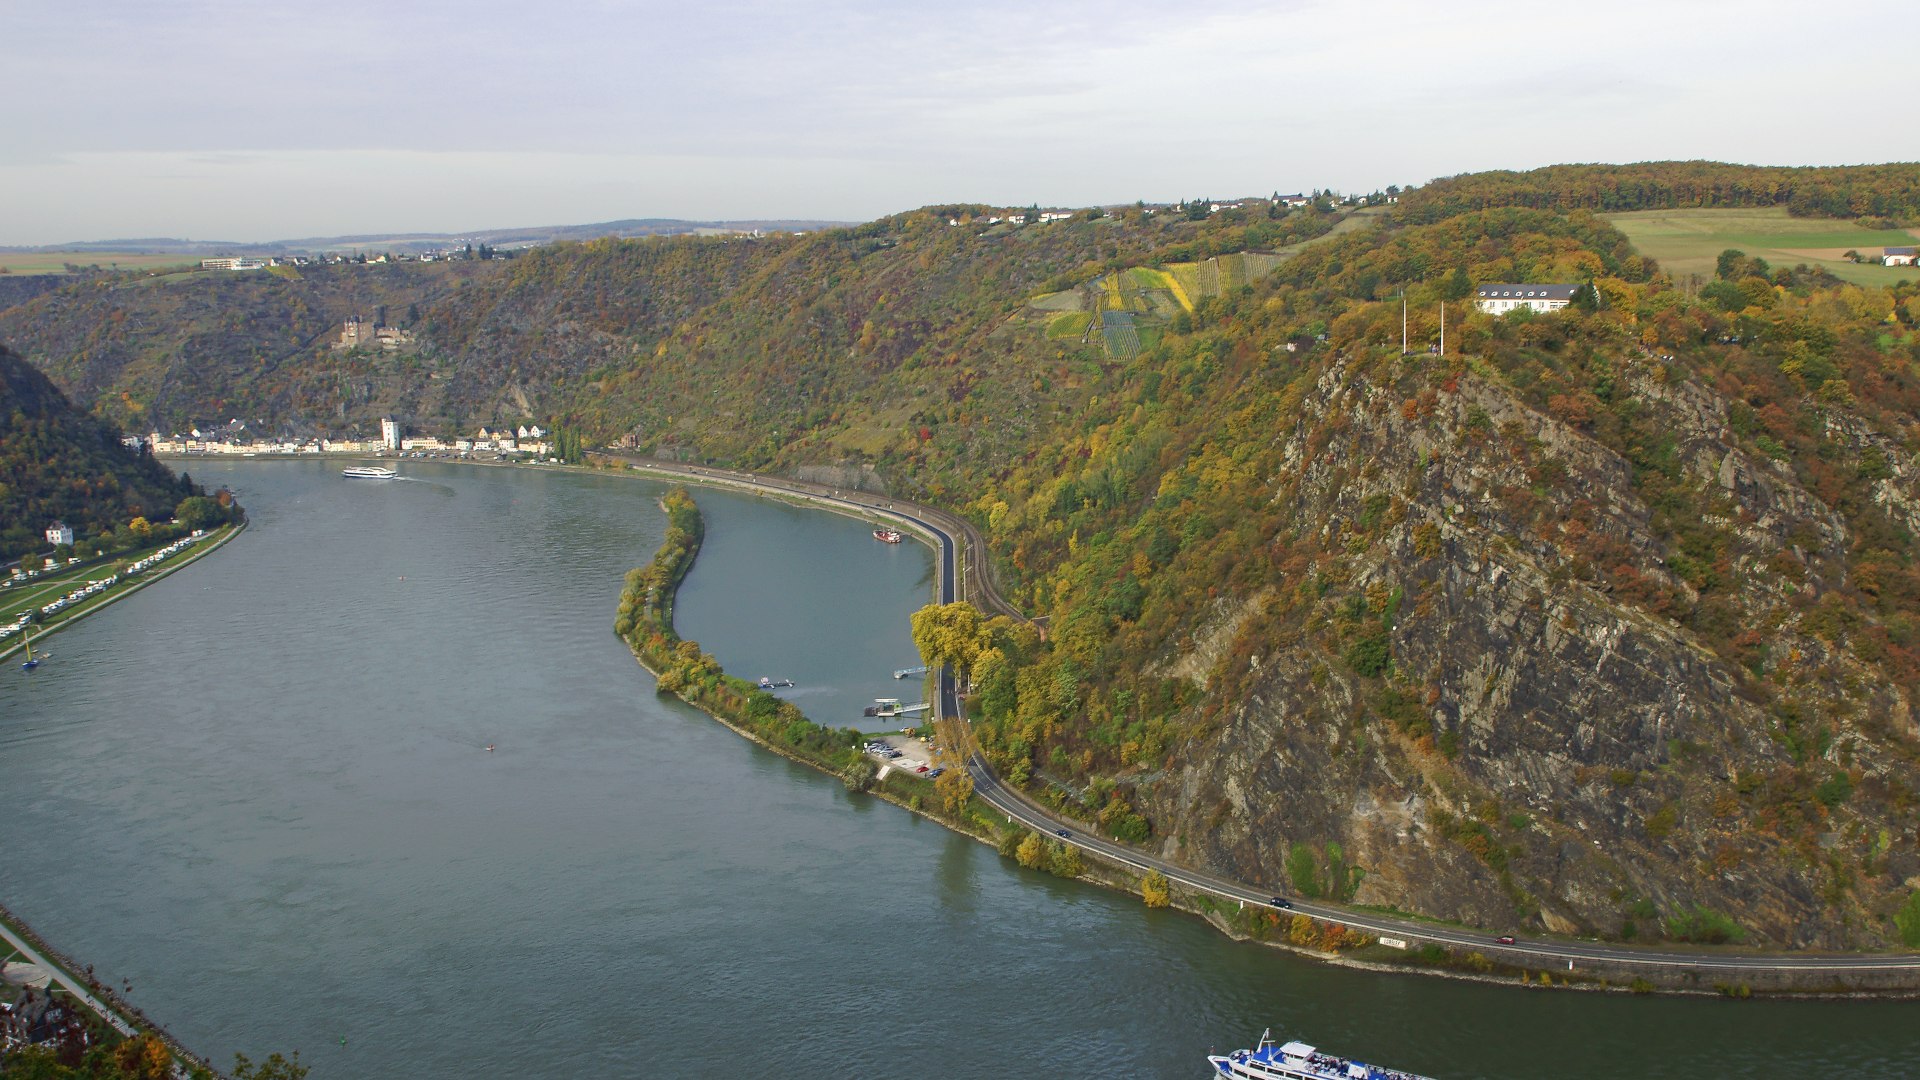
[485,744,495,752]
[873,528,903,544]
[342,466,398,479]
[20,627,38,670]
[1208,1029,1433,1080]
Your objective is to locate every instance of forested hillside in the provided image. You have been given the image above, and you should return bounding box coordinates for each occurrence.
[1402,161,1920,224]
[0,345,200,560]
[0,261,495,435]
[11,162,1920,947]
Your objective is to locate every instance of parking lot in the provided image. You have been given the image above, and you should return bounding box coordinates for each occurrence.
[863,734,945,781]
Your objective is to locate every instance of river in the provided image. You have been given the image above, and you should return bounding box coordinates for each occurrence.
[0,459,1913,1078]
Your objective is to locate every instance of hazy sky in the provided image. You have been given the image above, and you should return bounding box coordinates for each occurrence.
[3,0,1910,244]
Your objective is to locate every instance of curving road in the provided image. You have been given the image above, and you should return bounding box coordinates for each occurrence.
[595,454,1920,978]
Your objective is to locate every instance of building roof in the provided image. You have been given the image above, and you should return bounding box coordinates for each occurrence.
[1475,284,1581,300]
[1885,246,1917,256]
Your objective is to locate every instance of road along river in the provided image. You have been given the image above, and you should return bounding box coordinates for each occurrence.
[0,459,1915,1078]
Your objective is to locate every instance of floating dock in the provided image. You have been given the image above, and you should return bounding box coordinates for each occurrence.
[892,665,930,679]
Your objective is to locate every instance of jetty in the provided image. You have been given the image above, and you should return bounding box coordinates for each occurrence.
[892,664,930,679]
[863,698,931,718]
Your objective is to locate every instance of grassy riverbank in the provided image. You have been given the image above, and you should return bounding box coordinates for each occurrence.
[1,522,243,663]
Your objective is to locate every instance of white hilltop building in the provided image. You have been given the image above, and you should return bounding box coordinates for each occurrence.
[1474,283,1581,315]
[46,522,74,547]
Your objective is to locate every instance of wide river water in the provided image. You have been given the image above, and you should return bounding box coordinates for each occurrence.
[1,460,1915,1078]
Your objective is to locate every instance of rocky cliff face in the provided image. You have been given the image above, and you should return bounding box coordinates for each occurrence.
[1147,356,1918,947]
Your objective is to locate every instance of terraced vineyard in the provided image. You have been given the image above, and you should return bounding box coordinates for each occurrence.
[1098,310,1140,359]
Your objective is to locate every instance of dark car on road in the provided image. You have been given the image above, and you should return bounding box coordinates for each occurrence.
[1270,897,1293,909]
[1054,829,1071,838]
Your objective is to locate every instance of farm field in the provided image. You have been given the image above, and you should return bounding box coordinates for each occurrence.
[0,251,198,275]
[1604,208,1920,286]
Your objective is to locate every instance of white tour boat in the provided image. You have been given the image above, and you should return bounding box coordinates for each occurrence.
[342,466,398,479]
[1208,1029,1432,1080]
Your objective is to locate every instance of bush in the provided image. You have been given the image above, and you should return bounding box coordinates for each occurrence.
[1286,842,1323,898]
[1814,772,1854,808]
[840,757,878,793]
[1894,891,1920,947]
[1141,869,1171,908]
[1344,630,1390,677]
[1048,840,1083,878]
[1664,905,1745,944]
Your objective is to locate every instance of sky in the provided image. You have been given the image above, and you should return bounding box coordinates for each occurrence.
[3,0,1912,245]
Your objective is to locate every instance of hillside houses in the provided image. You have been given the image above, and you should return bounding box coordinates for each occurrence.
[1886,246,1917,267]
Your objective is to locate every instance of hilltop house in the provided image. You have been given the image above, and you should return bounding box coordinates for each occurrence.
[1475,283,1581,315]
[1885,247,1917,267]
[46,522,74,547]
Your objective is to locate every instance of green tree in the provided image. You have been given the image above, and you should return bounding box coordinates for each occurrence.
[174,495,226,530]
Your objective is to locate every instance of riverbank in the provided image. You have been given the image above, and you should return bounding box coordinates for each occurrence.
[1,895,220,1074]
[0,522,243,664]
[1,524,247,1073]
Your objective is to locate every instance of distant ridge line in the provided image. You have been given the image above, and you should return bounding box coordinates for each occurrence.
[0,217,858,255]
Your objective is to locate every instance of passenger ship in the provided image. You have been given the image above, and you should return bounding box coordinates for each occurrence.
[342,466,398,479]
[1208,1030,1432,1080]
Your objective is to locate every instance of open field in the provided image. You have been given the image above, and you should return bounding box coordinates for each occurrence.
[0,251,199,276]
[1604,208,1920,287]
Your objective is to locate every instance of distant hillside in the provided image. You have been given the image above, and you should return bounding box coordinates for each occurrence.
[0,217,855,258]
[0,344,198,560]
